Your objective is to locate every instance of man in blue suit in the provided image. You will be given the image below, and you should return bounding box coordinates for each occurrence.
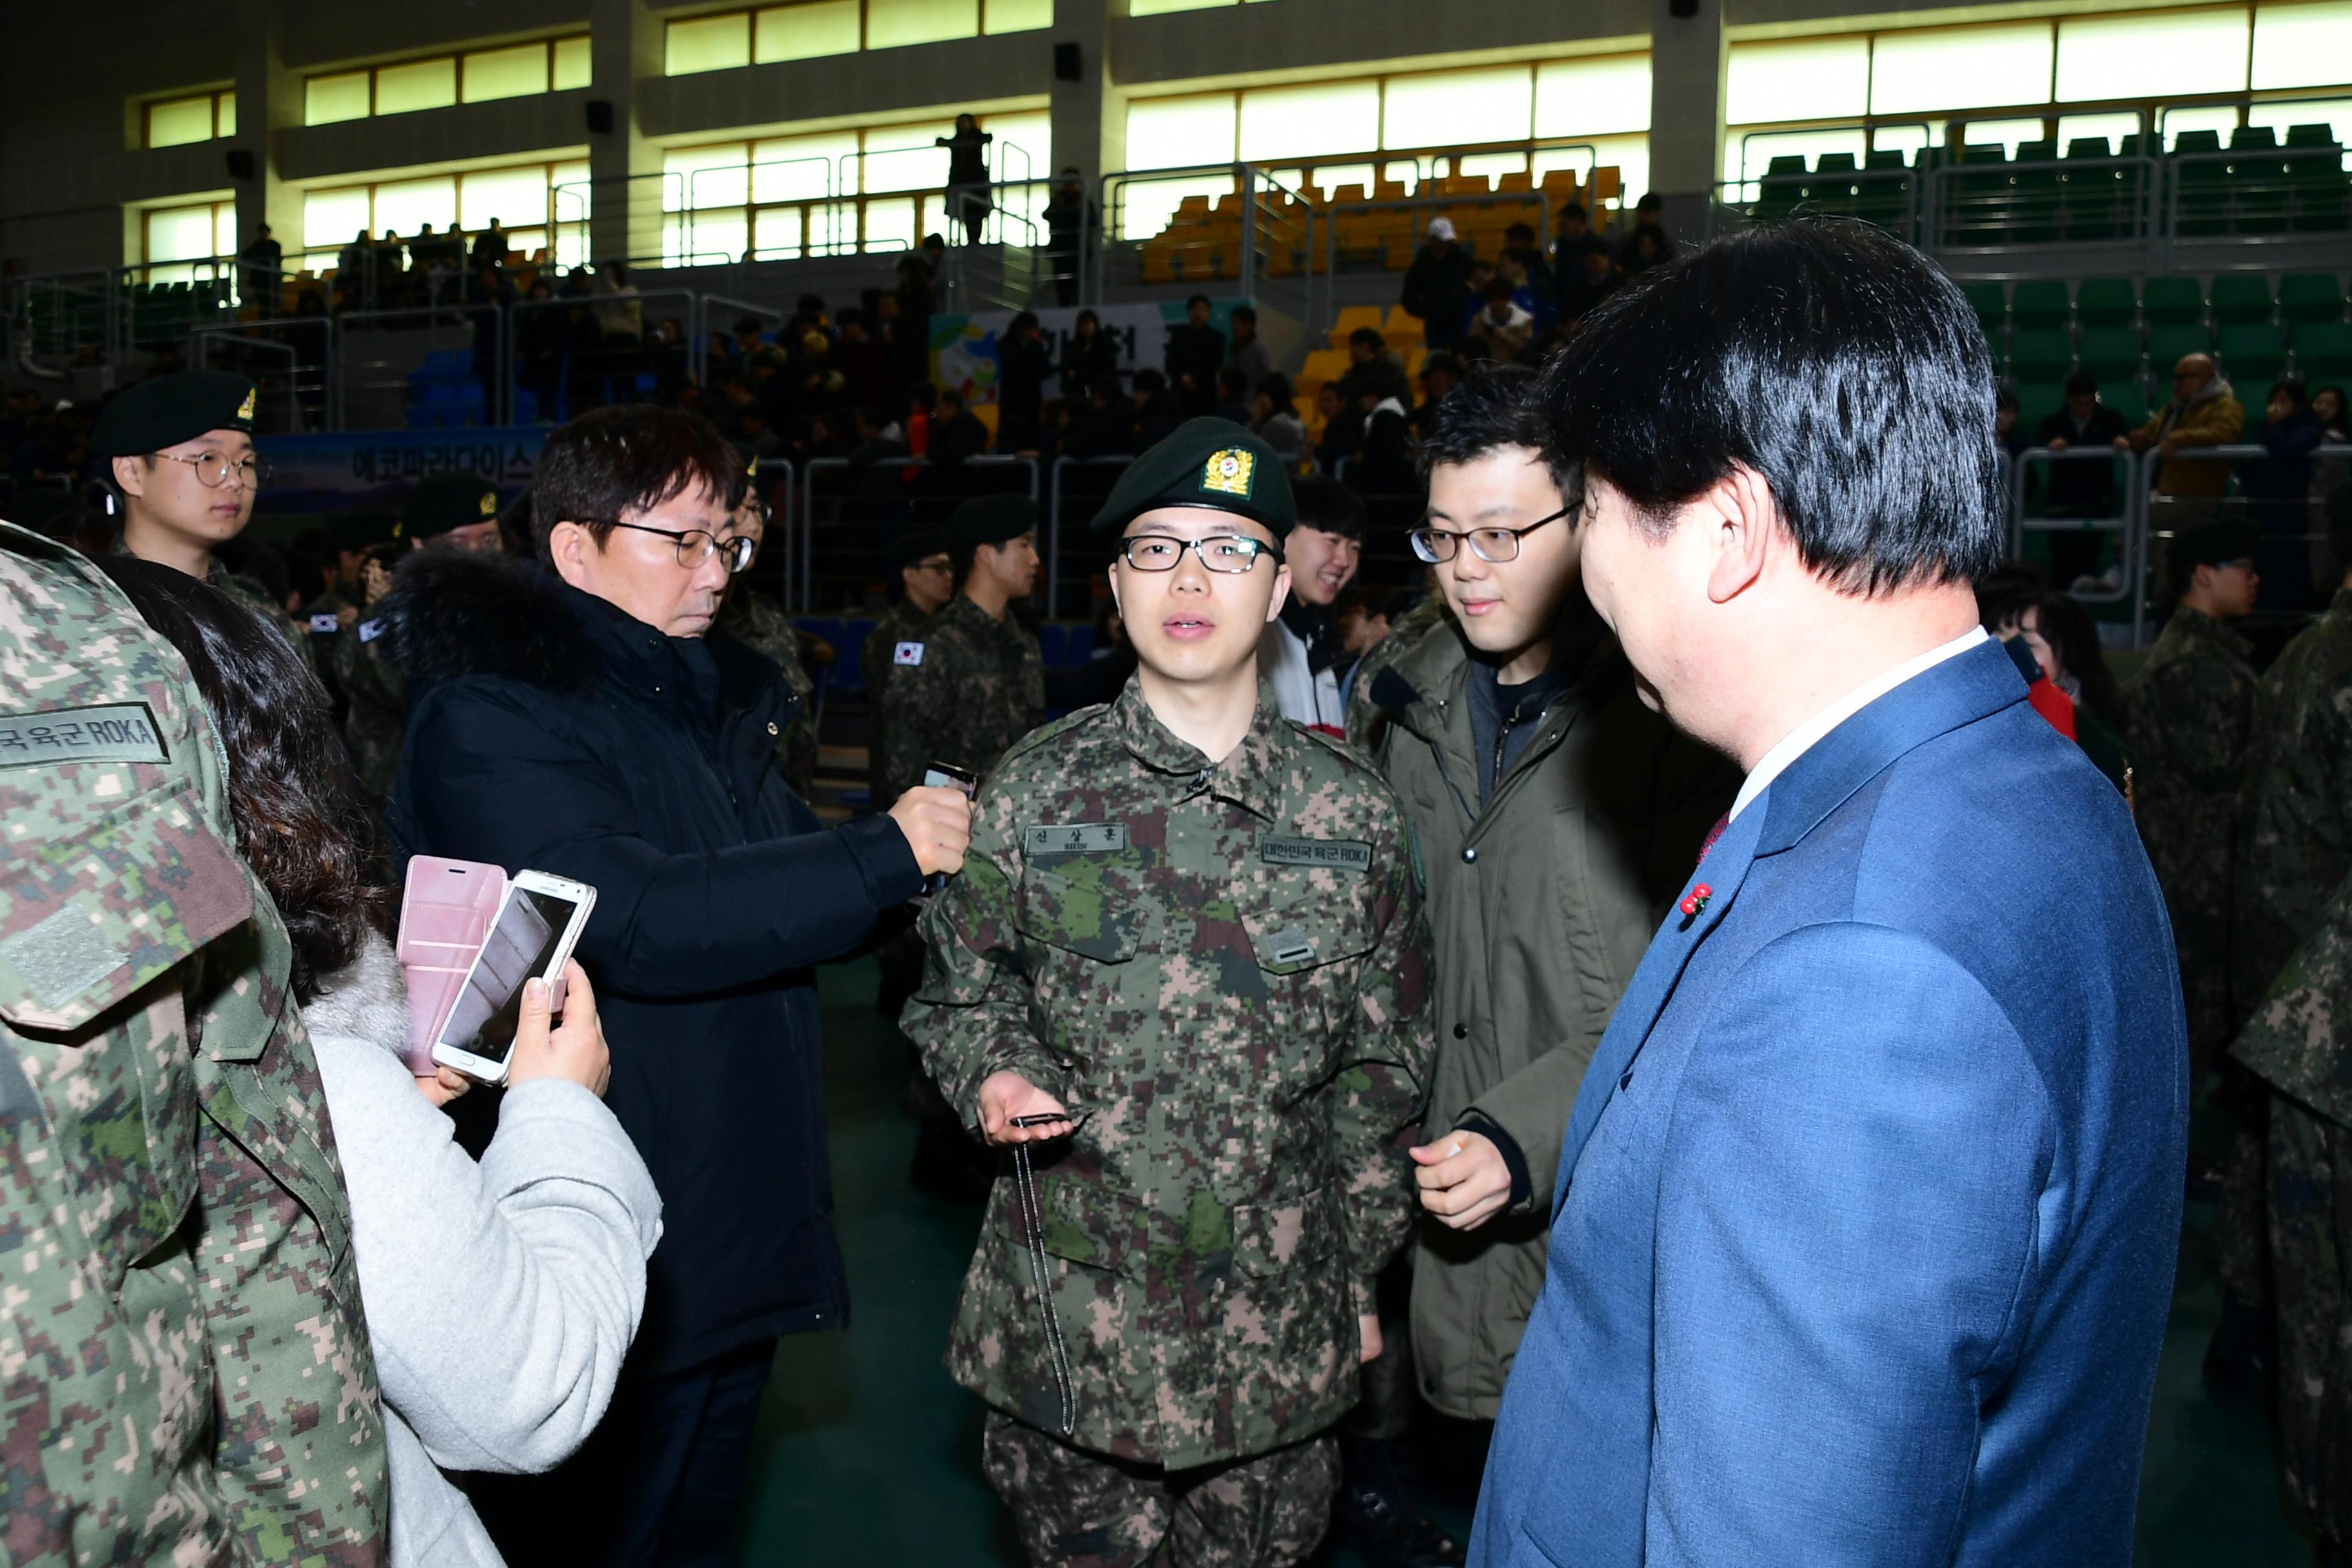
[1471,220,2188,1566]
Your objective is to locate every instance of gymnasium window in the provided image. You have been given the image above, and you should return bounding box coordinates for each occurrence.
[663,0,1051,73]
[305,35,591,125]
[143,90,235,149]
[298,159,590,275]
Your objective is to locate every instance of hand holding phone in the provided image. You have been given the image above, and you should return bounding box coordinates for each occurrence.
[505,959,610,1097]
[430,870,598,1086]
[977,1070,1072,1146]
[891,767,975,885]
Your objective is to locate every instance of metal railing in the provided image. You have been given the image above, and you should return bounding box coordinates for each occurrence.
[1045,456,1133,619]
[506,288,697,429]
[798,455,1040,614]
[337,302,509,432]
[2130,442,2352,645]
[1096,164,1318,320]
[188,322,336,434]
[2009,446,2142,605]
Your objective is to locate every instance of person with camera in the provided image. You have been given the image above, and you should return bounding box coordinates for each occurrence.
[99,553,661,1568]
[379,404,970,1566]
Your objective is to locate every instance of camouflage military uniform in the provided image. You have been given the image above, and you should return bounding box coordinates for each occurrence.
[333,613,407,804]
[0,523,387,1567]
[2236,593,2352,1010]
[2122,603,2259,1059]
[206,556,305,651]
[862,597,934,797]
[717,586,821,799]
[905,677,1433,1564]
[2234,875,2352,1544]
[1342,590,1449,755]
[876,591,1044,805]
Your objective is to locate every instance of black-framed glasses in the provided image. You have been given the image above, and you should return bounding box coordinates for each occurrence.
[1409,505,1573,565]
[1117,534,1281,573]
[906,556,954,576]
[153,451,271,490]
[605,519,757,574]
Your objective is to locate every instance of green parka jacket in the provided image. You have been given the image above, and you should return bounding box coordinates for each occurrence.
[1372,614,1735,1419]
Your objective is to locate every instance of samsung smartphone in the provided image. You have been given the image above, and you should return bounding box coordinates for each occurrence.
[429,870,597,1085]
[921,761,979,896]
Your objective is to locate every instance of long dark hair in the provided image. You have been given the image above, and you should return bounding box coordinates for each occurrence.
[97,556,384,1001]
[2031,591,2123,725]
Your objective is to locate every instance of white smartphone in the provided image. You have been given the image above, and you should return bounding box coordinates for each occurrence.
[429,870,597,1086]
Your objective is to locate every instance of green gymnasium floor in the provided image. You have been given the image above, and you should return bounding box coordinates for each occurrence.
[722,961,2306,1567]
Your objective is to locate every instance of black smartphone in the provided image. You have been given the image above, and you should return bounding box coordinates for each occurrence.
[921,761,979,894]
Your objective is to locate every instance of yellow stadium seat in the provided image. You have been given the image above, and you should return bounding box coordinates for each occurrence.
[1497,172,1534,194]
[1330,306,1386,347]
[1175,195,1211,223]
[1329,184,1367,207]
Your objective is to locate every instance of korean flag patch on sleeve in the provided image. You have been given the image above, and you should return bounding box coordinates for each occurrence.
[894,642,926,667]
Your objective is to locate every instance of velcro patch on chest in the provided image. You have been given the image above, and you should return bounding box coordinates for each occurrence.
[0,703,170,769]
[1024,823,1128,856]
[894,641,926,666]
[1259,836,1374,871]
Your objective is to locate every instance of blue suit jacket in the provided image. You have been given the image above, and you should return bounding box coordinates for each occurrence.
[1470,641,2188,1567]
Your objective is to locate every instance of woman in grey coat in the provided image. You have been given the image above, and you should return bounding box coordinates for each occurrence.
[97,555,663,1568]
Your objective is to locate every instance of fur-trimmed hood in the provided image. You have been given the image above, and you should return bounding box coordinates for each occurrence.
[307,929,411,1063]
[378,547,601,698]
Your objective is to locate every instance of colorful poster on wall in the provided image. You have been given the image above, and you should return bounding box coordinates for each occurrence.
[930,299,1248,406]
[251,427,548,514]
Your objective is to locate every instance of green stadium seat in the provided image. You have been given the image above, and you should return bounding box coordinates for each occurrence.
[1815,152,1858,173]
[2012,280,2070,327]
[2117,133,2151,158]
[1854,151,1912,229]
[2218,320,2288,382]
[2075,277,2139,326]
[2232,126,2279,152]
[2288,124,2339,146]
[2288,144,2351,233]
[2008,326,2073,380]
[2295,321,2352,378]
[1962,281,2008,344]
[2148,322,2213,370]
[2077,326,2143,382]
[2173,130,2224,155]
[1754,155,1807,220]
[2142,277,2204,326]
[2279,273,2347,324]
[2065,137,2113,160]
[2013,381,2066,431]
[2105,379,2153,426]
[2210,274,2274,323]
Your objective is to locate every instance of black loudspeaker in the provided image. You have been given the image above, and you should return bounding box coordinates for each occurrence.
[225,149,255,182]
[586,99,614,135]
[1054,41,1081,81]
[1668,0,1700,15]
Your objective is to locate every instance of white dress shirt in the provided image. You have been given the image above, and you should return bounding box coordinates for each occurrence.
[1728,626,1990,821]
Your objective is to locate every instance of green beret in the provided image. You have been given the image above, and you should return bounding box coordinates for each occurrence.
[892,527,951,567]
[952,493,1039,551]
[402,474,502,540]
[90,370,257,458]
[1090,416,1294,540]
[2168,516,2260,573]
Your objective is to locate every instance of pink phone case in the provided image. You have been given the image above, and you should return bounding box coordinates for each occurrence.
[395,856,511,1074]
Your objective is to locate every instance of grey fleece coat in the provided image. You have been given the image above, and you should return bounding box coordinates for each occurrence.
[304,934,662,1568]
[1373,617,1736,1419]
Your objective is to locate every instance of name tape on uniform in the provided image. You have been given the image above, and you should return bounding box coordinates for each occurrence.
[1260,837,1373,870]
[1263,925,1318,966]
[1025,823,1128,856]
[0,702,170,769]
[894,642,926,667]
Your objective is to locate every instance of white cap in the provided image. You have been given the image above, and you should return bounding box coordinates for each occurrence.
[1427,217,1457,241]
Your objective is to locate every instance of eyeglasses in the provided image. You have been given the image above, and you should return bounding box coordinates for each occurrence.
[1409,505,1573,565]
[605,519,757,574]
[907,558,954,576]
[1116,534,1281,573]
[153,451,271,490]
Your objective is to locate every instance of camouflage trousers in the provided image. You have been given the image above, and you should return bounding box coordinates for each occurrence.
[983,1411,1340,1568]
[2270,1095,2352,1544]
[2219,1075,2272,1310]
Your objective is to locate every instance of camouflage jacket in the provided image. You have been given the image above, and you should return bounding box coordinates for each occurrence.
[861,599,932,802]
[333,611,407,803]
[716,588,820,800]
[2123,604,2258,1048]
[0,524,387,1567]
[904,677,1435,1467]
[2235,870,2352,1128]
[876,593,1044,805]
[1344,590,1451,755]
[2235,594,2352,1012]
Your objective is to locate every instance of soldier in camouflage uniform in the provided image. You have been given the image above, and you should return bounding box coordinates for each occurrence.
[1343,583,1449,754]
[335,475,507,804]
[0,522,388,1566]
[863,527,954,800]
[2123,518,2261,1061]
[714,462,823,799]
[90,369,303,646]
[2235,871,2352,1551]
[906,419,1435,1567]
[875,495,1046,805]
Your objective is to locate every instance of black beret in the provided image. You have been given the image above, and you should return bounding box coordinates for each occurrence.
[90,370,257,457]
[2168,517,2260,573]
[952,493,1039,551]
[892,527,951,567]
[1090,416,1295,539]
[401,474,502,540]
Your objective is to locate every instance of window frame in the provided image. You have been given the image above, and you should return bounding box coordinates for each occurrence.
[143,88,235,150]
[305,34,589,125]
